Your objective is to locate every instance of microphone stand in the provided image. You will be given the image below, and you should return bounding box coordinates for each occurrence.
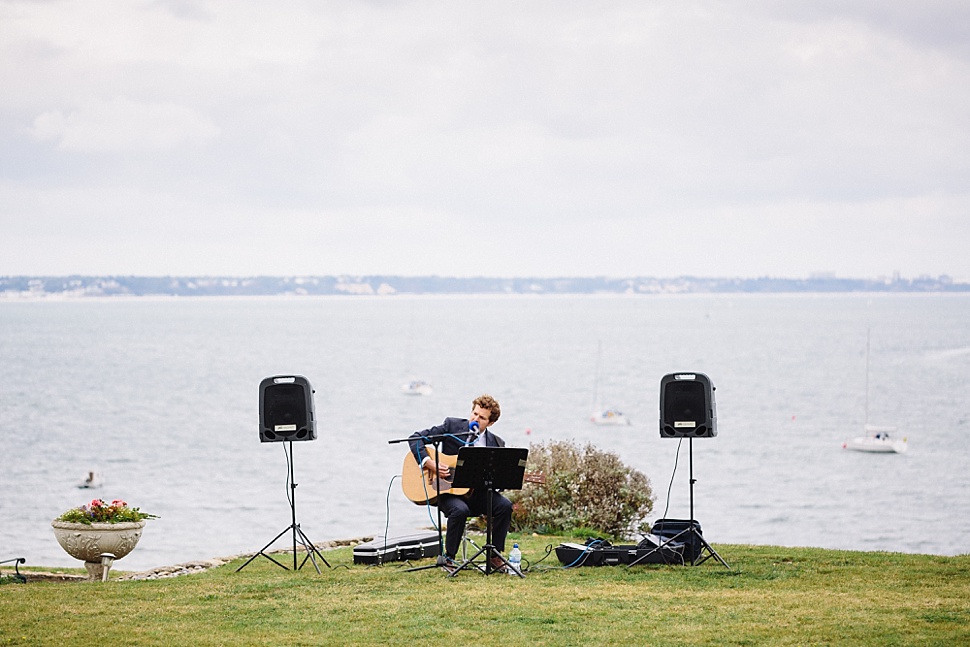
[389,431,476,572]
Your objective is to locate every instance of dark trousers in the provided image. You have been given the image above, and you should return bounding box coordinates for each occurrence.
[438,489,512,559]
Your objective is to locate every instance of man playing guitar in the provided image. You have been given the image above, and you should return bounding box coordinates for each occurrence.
[406,394,512,572]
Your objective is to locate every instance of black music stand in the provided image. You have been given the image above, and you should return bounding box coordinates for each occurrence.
[448,446,528,578]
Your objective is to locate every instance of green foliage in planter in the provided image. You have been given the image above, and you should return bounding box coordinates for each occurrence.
[508,440,654,539]
[56,498,157,525]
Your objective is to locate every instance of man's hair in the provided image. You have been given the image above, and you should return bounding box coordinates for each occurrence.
[473,394,501,423]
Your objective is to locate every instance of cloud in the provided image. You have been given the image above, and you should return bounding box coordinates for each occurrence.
[28,97,219,152]
[1,1,968,279]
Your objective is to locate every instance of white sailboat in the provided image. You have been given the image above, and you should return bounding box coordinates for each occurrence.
[589,341,631,426]
[400,309,432,396]
[843,329,907,453]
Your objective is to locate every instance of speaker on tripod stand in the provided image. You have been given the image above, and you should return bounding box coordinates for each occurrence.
[655,372,729,568]
[660,372,716,438]
[259,375,317,442]
[237,375,330,573]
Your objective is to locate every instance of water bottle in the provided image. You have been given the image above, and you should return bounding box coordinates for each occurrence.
[507,543,521,575]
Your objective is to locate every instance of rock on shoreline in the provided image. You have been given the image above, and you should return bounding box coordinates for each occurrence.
[118,536,372,581]
[16,537,373,583]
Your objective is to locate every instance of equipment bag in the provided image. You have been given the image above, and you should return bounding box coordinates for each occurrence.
[652,518,704,563]
[555,535,686,567]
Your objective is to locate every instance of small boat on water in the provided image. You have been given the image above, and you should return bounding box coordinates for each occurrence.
[843,329,907,454]
[590,408,632,426]
[589,341,631,426]
[843,425,908,453]
[77,471,104,489]
[402,380,433,396]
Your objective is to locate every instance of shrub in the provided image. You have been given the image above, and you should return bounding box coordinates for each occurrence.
[508,440,654,539]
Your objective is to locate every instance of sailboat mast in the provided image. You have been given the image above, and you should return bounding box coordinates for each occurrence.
[865,328,871,427]
[591,340,603,411]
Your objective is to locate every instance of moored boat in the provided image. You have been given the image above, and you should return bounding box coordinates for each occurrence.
[590,408,632,426]
[843,425,908,453]
[402,380,433,396]
[843,329,907,454]
[589,341,631,426]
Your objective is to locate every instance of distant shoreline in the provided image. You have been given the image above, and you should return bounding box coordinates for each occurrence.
[2,274,968,298]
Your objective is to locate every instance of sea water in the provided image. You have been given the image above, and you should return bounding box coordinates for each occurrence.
[1,293,968,571]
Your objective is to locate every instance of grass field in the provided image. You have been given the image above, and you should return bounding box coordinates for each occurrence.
[2,535,968,646]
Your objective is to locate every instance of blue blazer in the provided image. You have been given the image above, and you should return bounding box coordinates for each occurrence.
[408,417,506,465]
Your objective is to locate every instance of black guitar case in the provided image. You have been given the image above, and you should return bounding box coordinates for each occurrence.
[352,532,441,565]
[555,534,686,567]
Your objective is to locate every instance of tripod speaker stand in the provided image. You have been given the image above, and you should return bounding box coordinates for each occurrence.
[672,436,728,567]
[448,446,528,577]
[236,440,330,573]
[632,437,729,568]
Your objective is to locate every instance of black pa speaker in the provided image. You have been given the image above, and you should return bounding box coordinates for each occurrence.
[660,372,717,438]
[259,375,316,442]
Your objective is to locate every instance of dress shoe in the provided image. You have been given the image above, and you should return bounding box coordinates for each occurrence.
[489,556,509,574]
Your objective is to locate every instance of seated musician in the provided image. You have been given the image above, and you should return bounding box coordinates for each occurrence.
[407,394,512,572]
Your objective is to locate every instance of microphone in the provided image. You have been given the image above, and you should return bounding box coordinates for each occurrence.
[465,420,480,444]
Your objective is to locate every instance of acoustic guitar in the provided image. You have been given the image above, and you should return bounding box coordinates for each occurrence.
[401,447,545,505]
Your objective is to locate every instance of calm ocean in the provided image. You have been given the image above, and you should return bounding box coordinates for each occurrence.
[1,294,968,571]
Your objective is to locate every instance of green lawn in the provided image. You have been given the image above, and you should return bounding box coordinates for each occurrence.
[2,536,968,646]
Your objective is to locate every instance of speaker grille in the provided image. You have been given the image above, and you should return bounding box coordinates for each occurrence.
[259,376,316,442]
[660,373,716,438]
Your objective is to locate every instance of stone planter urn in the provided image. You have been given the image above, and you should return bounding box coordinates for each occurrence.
[51,520,146,580]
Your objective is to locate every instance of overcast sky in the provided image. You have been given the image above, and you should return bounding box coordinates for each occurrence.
[2,1,968,280]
